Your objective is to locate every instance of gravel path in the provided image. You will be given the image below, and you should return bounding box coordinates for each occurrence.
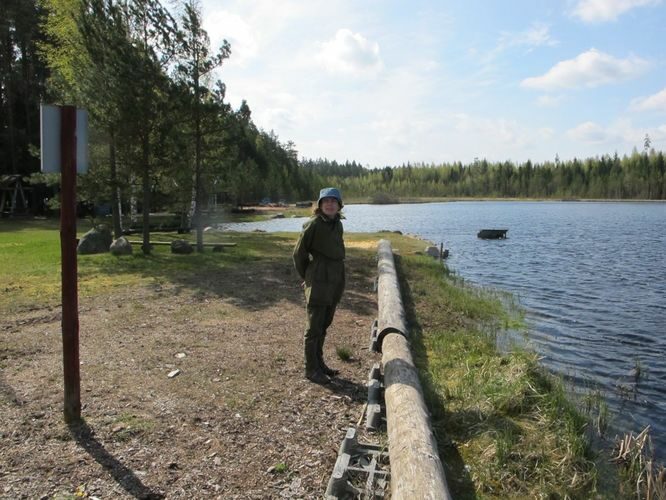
[1,253,382,499]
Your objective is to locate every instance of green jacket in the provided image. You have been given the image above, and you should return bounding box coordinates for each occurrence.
[293,214,346,305]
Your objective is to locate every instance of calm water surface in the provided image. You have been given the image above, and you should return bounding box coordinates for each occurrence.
[223,201,666,459]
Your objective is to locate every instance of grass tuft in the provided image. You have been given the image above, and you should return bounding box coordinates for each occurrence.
[336,346,352,362]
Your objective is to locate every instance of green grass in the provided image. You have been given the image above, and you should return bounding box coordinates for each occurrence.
[229,207,312,222]
[110,412,155,442]
[391,251,604,499]
[272,462,289,474]
[0,220,392,316]
[335,346,352,361]
[1,218,65,310]
[0,218,297,313]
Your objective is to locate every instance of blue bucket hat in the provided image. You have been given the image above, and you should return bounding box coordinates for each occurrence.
[317,187,343,208]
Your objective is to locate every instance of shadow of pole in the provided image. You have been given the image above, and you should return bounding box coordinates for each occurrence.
[0,374,24,406]
[68,420,164,500]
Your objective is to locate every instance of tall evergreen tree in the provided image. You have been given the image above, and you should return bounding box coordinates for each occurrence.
[175,0,230,252]
[0,0,47,177]
[122,0,178,254]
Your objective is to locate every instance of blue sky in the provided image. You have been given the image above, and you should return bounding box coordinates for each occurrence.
[200,0,666,167]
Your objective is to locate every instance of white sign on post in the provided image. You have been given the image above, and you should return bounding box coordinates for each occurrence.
[40,104,89,173]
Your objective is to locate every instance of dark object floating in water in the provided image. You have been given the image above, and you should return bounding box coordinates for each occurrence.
[477,229,508,239]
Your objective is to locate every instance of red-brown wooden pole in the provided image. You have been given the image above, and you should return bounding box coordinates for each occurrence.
[60,105,81,422]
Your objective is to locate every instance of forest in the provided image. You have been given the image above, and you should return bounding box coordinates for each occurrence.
[2,0,665,253]
[305,149,666,203]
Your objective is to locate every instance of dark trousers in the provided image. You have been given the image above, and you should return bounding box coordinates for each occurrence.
[304,304,336,375]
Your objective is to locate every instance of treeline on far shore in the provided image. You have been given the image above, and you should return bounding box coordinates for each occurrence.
[304,149,666,203]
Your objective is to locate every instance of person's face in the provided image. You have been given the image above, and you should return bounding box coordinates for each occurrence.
[320,197,340,218]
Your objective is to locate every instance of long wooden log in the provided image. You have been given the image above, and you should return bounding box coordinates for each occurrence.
[377,239,450,500]
[377,239,407,344]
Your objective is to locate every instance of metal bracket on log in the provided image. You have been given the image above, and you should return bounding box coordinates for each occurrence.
[369,319,380,353]
[365,363,385,431]
[325,427,390,500]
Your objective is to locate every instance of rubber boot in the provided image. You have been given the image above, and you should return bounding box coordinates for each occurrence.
[305,339,330,384]
[317,332,339,377]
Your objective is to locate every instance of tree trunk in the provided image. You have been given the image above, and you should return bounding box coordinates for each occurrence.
[2,27,18,174]
[109,130,123,238]
[188,183,196,228]
[129,172,138,226]
[141,135,151,255]
[194,157,203,252]
[20,37,33,156]
[194,70,204,253]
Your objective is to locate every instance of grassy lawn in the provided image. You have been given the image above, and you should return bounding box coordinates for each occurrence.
[1,218,624,497]
[0,218,306,314]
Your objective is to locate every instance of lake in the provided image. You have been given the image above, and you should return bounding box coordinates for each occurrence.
[222,201,666,460]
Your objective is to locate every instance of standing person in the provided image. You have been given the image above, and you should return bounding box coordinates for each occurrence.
[293,187,346,384]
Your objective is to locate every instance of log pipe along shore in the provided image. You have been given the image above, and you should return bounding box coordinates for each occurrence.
[377,239,451,500]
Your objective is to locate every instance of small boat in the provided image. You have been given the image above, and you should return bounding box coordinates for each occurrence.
[477,229,508,239]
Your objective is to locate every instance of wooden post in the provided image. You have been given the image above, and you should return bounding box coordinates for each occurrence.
[60,105,81,423]
[377,239,450,500]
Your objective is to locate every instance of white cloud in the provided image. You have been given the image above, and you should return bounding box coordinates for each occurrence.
[631,87,666,112]
[567,121,612,143]
[258,107,297,132]
[539,127,556,140]
[453,113,534,147]
[203,10,258,67]
[612,118,666,143]
[521,49,650,90]
[371,118,414,149]
[496,23,559,52]
[537,94,565,107]
[475,23,558,69]
[316,29,383,76]
[565,118,666,147]
[571,0,662,23]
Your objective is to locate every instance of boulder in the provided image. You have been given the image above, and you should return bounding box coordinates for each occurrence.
[77,225,113,255]
[110,236,132,256]
[171,239,193,254]
[424,246,440,258]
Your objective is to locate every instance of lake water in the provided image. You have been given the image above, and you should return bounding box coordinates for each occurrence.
[222,201,666,460]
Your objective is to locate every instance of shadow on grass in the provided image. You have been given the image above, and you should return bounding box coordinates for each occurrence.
[393,254,478,500]
[80,232,377,316]
[68,420,164,500]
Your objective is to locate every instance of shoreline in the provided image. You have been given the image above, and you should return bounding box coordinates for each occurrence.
[1,221,654,497]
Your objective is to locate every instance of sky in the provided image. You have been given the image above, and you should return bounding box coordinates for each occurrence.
[197,0,666,167]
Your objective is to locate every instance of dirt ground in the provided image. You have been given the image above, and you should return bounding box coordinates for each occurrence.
[0,250,382,499]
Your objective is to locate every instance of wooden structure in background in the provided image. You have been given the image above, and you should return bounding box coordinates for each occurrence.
[0,175,30,216]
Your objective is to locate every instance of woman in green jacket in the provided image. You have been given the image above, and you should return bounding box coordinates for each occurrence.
[293,187,346,384]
